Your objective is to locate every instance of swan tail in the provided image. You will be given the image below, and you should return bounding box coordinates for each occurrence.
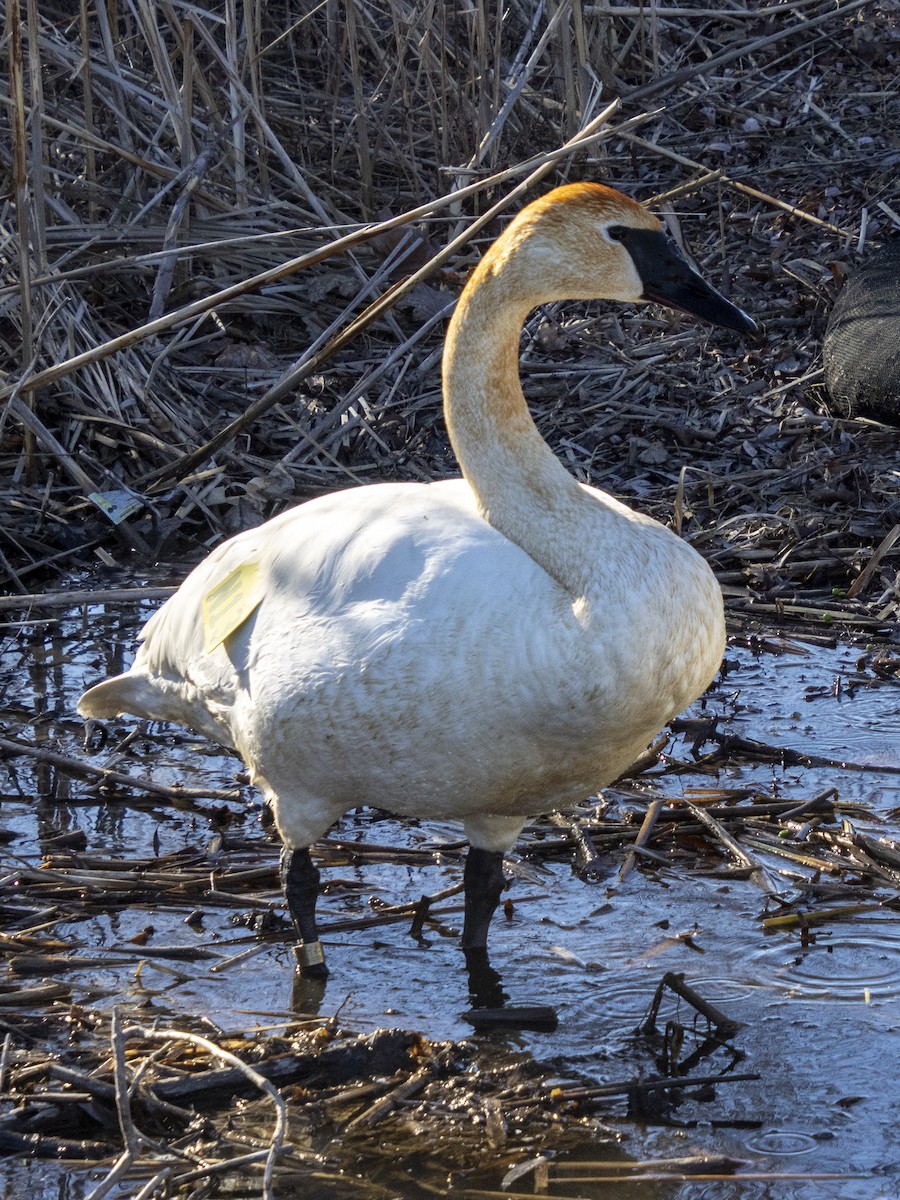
[77,673,159,719]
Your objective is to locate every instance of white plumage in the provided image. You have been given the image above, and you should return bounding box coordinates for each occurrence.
[79,183,754,976]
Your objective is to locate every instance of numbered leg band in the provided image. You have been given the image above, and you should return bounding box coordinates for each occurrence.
[295,940,325,969]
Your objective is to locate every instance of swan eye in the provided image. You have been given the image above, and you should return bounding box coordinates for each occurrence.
[606,225,627,242]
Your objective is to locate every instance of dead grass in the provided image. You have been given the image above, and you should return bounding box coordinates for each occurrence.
[1,0,898,629]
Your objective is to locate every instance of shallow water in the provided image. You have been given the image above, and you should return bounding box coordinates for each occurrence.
[2,582,900,1199]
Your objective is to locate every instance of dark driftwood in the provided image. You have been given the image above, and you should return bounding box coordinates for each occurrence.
[0,1129,110,1160]
[150,1029,423,1107]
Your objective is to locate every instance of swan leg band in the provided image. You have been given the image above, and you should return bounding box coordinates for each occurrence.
[295,940,325,969]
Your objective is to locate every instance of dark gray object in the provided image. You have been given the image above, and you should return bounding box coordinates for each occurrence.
[824,240,900,422]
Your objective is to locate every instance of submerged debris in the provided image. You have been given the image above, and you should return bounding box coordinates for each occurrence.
[0,993,763,1197]
[2,737,899,1194]
[0,1010,593,1192]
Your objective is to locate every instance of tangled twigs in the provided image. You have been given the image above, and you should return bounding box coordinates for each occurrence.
[90,1014,289,1200]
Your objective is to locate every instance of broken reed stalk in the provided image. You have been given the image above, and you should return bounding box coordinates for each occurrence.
[541,1070,761,1106]
[617,796,664,883]
[549,810,607,876]
[679,797,781,894]
[345,1066,432,1131]
[83,1150,134,1200]
[477,1172,870,1191]
[549,1153,747,1175]
[6,0,34,476]
[846,524,900,599]
[644,972,742,1038]
[624,132,857,239]
[0,585,176,611]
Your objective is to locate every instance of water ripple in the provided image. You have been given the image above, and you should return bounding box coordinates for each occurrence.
[571,973,756,1029]
[745,1129,819,1155]
[750,930,900,1000]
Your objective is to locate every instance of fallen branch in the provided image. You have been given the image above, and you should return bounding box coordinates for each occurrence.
[0,735,242,801]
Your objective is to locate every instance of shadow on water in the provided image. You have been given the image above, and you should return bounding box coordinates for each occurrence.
[2,574,900,1198]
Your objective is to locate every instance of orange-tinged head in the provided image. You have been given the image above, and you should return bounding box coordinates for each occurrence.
[475,182,756,334]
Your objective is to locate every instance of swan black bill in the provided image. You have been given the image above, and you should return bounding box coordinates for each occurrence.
[614,225,758,336]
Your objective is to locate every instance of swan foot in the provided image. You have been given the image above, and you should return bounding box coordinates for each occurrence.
[461,846,507,950]
[281,846,329,978]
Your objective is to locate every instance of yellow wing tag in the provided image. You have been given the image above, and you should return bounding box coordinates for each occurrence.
[202,561,264,653]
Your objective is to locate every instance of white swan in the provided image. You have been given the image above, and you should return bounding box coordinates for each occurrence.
[79,183,754,978]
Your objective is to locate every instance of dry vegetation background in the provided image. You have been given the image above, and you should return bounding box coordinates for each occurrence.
[1,0,899,632]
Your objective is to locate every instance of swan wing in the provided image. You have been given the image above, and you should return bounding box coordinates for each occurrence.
[78,480,571,746]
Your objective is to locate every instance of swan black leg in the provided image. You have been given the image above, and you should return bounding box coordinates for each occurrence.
[461,846,506,949]
[461,847,508,1006]
[280,846,328,977]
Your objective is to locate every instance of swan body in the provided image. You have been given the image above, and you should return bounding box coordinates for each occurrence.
[90,477,719,850]
[79,183,754,976]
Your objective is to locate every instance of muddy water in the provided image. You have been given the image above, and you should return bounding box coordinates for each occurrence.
[2,579,900,1199]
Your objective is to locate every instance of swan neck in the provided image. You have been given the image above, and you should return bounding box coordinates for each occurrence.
[442,268,594,596]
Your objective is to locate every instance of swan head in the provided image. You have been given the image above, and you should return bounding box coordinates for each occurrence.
[492,182,756,335]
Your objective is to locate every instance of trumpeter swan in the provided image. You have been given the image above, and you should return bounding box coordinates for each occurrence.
[79,183,755,979]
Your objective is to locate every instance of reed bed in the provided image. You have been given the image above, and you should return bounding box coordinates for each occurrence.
[0,0,897,635]
[0,1004,761,1198]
